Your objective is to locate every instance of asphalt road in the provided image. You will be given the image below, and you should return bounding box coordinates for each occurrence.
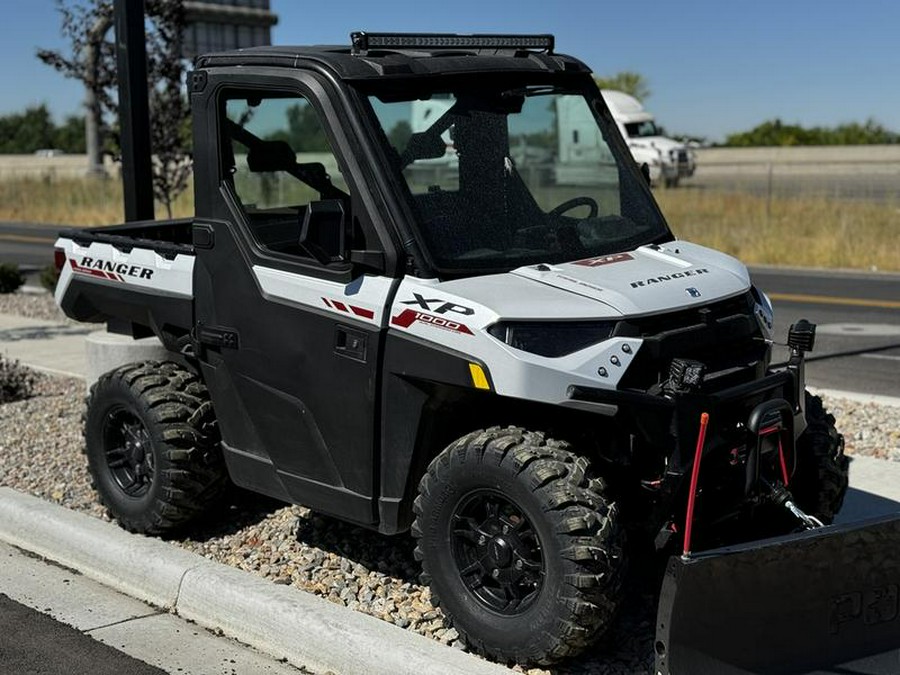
[751,266,900,398]
[0,221,897,397]
[0,594,166,675]
[0,221,65,268]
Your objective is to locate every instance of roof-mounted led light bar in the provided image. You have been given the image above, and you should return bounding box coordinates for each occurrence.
[350,32,555,55]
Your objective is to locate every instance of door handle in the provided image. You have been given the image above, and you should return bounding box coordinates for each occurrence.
[335,326,367,362]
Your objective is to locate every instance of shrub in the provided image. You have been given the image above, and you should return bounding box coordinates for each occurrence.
[0,263,24,294]
[0,356,36,403]
[40,264,60,293]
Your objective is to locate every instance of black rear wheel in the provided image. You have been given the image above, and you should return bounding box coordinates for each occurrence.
[412,426,625,665]
[101,406,154,498]
[84,361,227,535]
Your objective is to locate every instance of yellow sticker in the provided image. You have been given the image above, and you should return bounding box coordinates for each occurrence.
[468,363,491,390]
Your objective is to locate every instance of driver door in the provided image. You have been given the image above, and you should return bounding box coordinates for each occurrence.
[192,80,396,526]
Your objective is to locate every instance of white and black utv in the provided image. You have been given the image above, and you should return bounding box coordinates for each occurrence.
[54,31,899,673]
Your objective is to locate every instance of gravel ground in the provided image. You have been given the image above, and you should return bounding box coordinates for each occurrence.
[0,294,898,674]
[0,290,71,323]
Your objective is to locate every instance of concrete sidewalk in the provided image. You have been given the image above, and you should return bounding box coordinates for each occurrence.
[0,312,90,377]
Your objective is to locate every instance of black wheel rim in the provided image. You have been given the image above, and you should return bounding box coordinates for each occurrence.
[101,406,154,498]
[450,490,545,615]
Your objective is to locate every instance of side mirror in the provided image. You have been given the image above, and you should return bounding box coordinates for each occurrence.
[640,162,651,186]
[299,199,347,264]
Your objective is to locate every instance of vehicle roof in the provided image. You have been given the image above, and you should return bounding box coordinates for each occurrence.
[194,44,591,81]
[601,89,654,123]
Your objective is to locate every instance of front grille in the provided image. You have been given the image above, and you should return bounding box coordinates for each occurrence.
[615,292,768,391]
[616,292,754,338]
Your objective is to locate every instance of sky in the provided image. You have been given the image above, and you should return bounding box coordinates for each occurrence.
[0,0,898,142]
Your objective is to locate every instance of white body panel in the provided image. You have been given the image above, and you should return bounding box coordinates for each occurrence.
[387,241,752,403]
[54,237,195,306]
[252,265,396,327]
[56,232,756,409]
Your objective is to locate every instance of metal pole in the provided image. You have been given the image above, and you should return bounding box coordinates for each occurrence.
[114,0,154,222]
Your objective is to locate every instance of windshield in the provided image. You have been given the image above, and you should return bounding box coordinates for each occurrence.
[624,120,663,138]
[362,77,670,274]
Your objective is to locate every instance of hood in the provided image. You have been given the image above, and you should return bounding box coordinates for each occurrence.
[628,136,687,153]
[629,136,687,153]
[507,241,750,317]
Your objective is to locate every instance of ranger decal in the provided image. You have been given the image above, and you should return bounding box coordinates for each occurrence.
[630,268,709,288]
[71,257,155,282]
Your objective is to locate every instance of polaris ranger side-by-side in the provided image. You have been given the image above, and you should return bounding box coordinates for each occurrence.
[55,33,900,672]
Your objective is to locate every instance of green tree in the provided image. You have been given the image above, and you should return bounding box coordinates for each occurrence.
[38,0,192,216]
[54,114,87,153]
[0,106,87,154]
[0,106,56,153]
[268,102,330,153]
[725,118,900,146]
[593,71,651,101]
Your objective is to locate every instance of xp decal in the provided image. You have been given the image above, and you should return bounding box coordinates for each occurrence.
[573,253,634,267]
[391,309,474,335]
[401,293,475,316]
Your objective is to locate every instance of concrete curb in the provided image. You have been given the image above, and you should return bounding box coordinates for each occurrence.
[0,488,510,675]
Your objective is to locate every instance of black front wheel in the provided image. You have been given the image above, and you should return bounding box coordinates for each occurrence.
[84,361,227,535]
[412,427,626,665]
[791,392,849,523]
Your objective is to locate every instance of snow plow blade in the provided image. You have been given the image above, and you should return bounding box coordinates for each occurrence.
[656,514,900,674]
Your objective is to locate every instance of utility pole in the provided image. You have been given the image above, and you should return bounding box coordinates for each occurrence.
[114,0,154,222]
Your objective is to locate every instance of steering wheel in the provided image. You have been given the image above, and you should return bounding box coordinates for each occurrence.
[548,196,598,219]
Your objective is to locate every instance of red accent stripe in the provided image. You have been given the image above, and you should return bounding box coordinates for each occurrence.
[350,305,375,320]
[322,297,333,308]
[777,437,791,486]
[331,301,348,313]
[683,412,710,558]
[70,258,113,280]
[391,309,418,328]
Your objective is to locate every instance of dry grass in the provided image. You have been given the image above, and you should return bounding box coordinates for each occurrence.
[0,176,193,226]
[655,188,900,272]
[1,176,897,272]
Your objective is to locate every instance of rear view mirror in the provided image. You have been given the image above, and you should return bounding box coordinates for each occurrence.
[246,139,297,173]
[299,200,347,264]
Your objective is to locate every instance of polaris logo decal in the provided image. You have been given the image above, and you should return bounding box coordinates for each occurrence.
[573,253,634,267]
[71,257,154,282]
[630,268,709,288]
[686,287,702,298]
[401,293,474,316]
[391,309,473,335]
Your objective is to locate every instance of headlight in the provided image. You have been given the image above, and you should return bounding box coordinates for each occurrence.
[750,285,774,335]
[487,321,615,357]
